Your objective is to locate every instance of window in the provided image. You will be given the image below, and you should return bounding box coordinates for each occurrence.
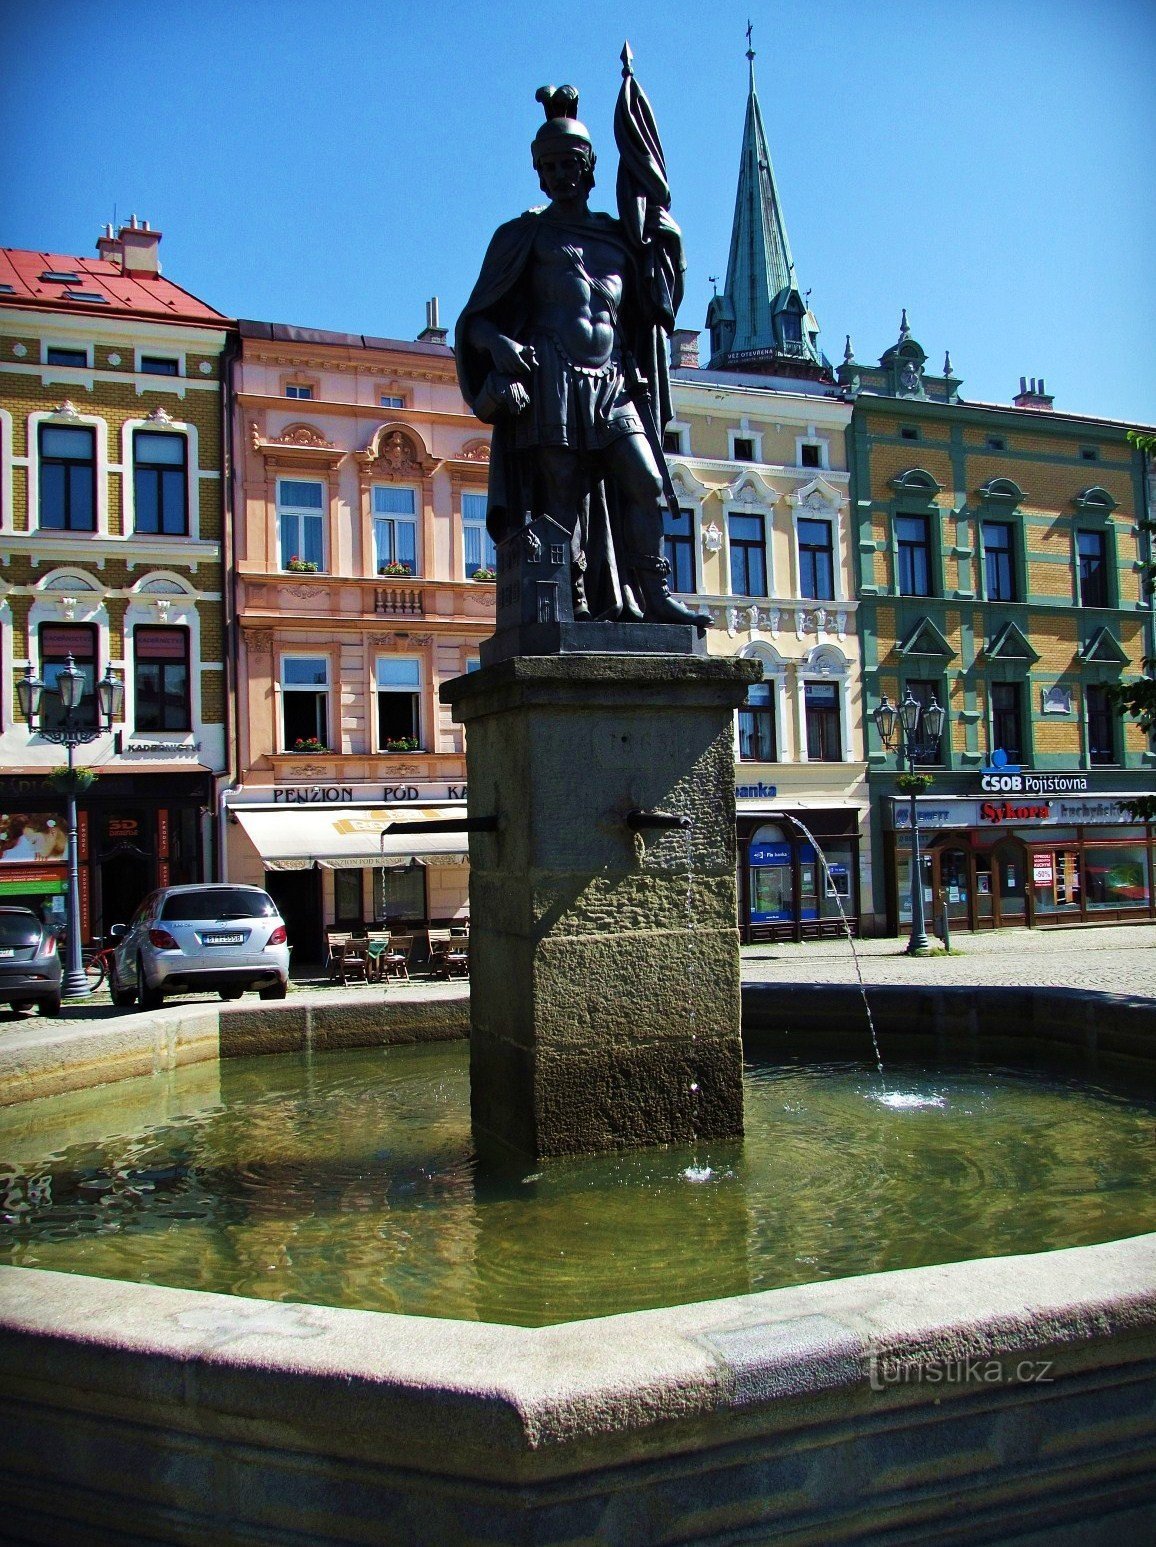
[798,518,834,601]
[373,486,418,574]
[133,627,190,731]
[900,426,920,441]
[46,346,86,367]
[376,657,421,747]
[281,657,329,749]
[663,507,696,593]
[380,393,405,409]
[39,624,97,730]
[896,514,932,596]
[738,681,776,761]
[63,290,108,305]
[1086,685,1116,765]
[906,678,944,764]
[982,521,1016,601]
[462,491,496,577]
[804,681,841,761]
[991,682,1024,763]
[780,312,803,343]
[140,355,178,376]
[733,436,756,462]
[373,864,425,924]
[41,270,81,284]
[985,435,1006,451]
[133,430,188,535]
[729,513,767,597]
[799,443,821,469]
[39,424,95,531]
[285,384,313,400]
[662,428,684,454]
[1080,447,1099,463]
[1077,530,1109,608]
[277,479,325,570]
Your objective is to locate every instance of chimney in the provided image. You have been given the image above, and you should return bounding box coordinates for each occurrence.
[95,222,122,264]
[116,214,163,276]
[669,328,701,370]
[1012,375,1054,411]
[417,296,448,345]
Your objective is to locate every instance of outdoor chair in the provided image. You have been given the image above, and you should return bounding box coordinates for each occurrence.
[325,931,353,983]
[331,939,369,986]
[383,934,413,980]
[364,930,391,984]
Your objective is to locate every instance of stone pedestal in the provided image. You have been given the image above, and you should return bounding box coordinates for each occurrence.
[441,652,760,1161]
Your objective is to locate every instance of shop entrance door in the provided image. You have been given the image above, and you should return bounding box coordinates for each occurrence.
[264,868,323,966]
[992,839,1028,926]
[931,844,971,931]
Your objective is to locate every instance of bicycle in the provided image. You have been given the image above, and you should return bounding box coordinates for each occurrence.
[79,943,117,995]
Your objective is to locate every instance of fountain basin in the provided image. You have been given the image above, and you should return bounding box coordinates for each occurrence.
[1,987,1154,1544]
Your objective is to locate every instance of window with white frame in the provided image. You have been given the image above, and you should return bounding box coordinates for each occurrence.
[39,424,96,531]
[285,384,313,400]
[373,486,418,575]
[281,656,330,749]
[462,491,496,576]
[738,681,776,761]
[277,479,325,571]
[663,506,696,593]
[380,393,405,409]
[797,517,835,601]
[804,681,842,761]
[376,657,421,748]
[133,430,188,535]
[728,512,767,597]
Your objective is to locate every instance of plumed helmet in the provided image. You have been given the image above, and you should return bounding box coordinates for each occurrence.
[530,85,593,166]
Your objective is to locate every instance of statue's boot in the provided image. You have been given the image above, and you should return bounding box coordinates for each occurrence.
[632,559,711,631]
[573,571,592,621]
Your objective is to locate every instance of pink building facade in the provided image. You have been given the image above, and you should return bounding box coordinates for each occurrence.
[224,316,493,961]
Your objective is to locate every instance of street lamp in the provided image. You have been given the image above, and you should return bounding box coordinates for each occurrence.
[17,655,123,996]
[872,689,945,954]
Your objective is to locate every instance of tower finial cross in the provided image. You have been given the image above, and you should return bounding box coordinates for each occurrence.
[746,19,754,59]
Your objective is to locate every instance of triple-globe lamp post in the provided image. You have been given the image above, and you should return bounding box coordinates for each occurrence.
[872,689,945,954]
[17,655,123,997]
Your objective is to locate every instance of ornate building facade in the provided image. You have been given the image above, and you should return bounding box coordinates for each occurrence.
[0,226,232,938]
[223,312,493,959]
[843,321,1156,933]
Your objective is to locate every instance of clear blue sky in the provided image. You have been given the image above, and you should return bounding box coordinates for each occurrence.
[2,0,1153,423]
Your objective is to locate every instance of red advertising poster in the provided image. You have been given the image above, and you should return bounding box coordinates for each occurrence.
[1033,853,1054,886]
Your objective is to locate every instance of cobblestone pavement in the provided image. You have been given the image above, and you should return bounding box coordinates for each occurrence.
[741,923,1156,999]
[3,924,1154,1033]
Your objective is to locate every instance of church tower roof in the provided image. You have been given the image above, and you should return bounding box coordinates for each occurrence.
[706,33,830,382]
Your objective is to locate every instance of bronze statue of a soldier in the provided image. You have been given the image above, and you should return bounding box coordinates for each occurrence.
[455,53,708,630]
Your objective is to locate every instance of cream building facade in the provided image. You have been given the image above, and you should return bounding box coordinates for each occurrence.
[223,311,492,961]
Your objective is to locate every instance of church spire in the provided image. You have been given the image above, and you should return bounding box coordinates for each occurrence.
[706,30,829,381]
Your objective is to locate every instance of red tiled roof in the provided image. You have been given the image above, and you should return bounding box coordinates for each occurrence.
[0,247,230,326]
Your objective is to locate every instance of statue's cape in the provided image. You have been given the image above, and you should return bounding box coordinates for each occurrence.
[454,206,679,554]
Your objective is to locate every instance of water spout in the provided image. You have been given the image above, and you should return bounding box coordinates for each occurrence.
[625,809,692,832]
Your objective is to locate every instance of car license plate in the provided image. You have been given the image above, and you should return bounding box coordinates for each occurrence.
[0,948,13,958]
[204,933,245,946]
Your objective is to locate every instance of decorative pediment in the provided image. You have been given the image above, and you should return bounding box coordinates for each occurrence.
[1074,485,1116,514]
[801,642,849,676]
[977,476,1025,506]
[985,621,1039,662]
[459,438,491,463]
[359,422,438,480]
[724,467,780,507]
[788,475,844,511]
[889,467,941,498]
[897,616,955,659]
[1080,625,1128,665]
[667,461,711,500]
[250,420,344,468]
[43,571,99,592]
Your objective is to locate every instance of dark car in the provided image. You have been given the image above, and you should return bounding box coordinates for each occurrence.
[0,906,63,1016]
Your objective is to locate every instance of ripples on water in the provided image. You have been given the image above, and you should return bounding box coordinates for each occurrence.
[1,1045,1154,1327]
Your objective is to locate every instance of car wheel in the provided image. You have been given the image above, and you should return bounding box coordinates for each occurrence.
[219,987,244,1001]
[138,958,164,1012]
[37,993,62,1017]
[110,961,137,1009]
[259,981,288,1001]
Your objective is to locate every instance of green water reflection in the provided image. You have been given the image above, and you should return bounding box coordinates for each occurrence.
[2,1044,1154,1327]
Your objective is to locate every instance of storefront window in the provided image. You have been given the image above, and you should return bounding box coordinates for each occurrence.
[1084,846,1149,909]
[1031,848,1082,914]
[749,823,792,923]
[815,840,854,921]
[896,848,934,924]
[373,865,425,923]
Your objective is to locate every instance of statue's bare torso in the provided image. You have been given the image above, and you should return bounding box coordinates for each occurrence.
[528,219,625,367]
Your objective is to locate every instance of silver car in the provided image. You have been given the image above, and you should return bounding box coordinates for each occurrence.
[110,884,290,1009]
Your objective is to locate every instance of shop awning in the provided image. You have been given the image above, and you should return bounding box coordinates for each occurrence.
[232,806,469,871]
